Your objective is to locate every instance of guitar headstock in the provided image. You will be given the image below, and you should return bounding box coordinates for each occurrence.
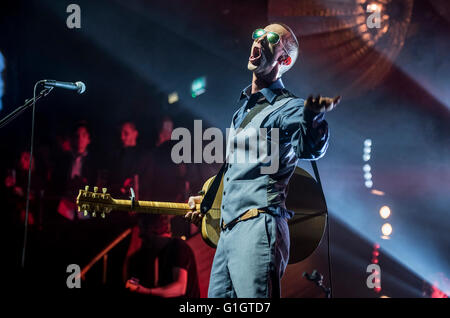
[76,186,114,218]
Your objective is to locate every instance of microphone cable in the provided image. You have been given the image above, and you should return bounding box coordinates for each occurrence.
[21,80,52,268]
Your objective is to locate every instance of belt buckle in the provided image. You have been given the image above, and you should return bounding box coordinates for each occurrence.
[247,208,259,218]
[221,209,261,231]
[221,219,227,231]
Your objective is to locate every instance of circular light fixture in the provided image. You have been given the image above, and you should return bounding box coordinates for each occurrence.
[268,0,414,95]
[381,223,393,236]
[364,139,372,147]
[379,206,391,219]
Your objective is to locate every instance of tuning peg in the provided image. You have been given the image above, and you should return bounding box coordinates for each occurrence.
[93,186,98,193]
[85,185,89,191]
[84,210,88,217]
[102,188,107,194]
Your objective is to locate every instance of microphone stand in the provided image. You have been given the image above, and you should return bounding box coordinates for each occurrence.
[0,82,53,129]
[0,80,54,268]
[303,270,331,298]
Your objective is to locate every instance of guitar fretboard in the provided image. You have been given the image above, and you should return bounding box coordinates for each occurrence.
[112,199,195,216]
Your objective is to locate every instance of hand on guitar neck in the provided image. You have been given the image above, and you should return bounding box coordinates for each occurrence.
[185,195,204,227]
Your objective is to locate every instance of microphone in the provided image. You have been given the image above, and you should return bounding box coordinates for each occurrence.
[303,270,323,283]
[303,270,331,298]
[43,80,86,94]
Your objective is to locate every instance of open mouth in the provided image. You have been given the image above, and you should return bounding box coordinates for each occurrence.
[249,46,262,65]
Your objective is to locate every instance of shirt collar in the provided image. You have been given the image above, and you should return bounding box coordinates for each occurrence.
[240,78,285,104]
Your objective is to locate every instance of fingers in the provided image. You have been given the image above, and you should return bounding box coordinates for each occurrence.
[306,94,341,112]
[186,195,204,226]
[325,95,341,111]
[327,95,341,111]
[333,95,341,105]
[125,280,136,291]
[320,97,327,112]
[185,210,203,226]
[188,195,203,209]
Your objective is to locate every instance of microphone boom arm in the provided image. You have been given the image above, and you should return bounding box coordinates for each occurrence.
[0,81,53,129]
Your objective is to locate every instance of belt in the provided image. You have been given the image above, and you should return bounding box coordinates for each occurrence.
[221,208,266,230]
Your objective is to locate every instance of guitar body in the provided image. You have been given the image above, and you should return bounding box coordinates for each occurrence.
[199,166,327,264]
[200,175,223,249]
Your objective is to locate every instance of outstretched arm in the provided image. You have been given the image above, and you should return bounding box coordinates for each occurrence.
[280,95,340,160]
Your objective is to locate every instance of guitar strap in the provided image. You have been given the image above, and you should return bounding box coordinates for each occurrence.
[200,162,226,214]
[310,156,333,298]
[310,161,325,202]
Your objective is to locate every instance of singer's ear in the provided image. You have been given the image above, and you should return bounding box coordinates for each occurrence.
[278,55,291,66]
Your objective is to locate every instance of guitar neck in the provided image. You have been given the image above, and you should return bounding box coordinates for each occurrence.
[111,198,196,216]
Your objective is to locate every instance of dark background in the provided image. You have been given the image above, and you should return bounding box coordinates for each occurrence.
[0,0,449,298]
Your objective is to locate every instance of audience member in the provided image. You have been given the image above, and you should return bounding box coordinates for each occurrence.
[124,214,200,298]
[53,121,98,221]
[110,121,150,199]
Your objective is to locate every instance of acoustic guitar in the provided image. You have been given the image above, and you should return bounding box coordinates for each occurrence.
[76,166,327,264]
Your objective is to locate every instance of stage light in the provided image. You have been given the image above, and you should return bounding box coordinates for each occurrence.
[364,139,372,148]
[371,189,385,196]
[367,3,382,12]
[168,92,179,104]
[363,139,372,162]
[365,180,373,188]
[364,172,372,180]
[191,76,206,98]
[381,223,393,236]
[379,206,391,219]
[363,164,371,172]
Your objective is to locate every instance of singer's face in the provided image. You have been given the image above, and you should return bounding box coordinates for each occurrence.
[247,24,289,76]
[74,127,91,153]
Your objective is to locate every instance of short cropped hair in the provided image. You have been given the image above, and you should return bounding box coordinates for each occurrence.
[72,120,91,135]
[121,120,137,131]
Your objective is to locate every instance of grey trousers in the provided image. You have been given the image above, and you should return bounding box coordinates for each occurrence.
[208,213,290,298]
